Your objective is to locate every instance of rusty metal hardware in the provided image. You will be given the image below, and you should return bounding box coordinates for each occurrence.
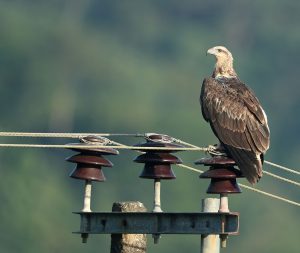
[74,212,239,235]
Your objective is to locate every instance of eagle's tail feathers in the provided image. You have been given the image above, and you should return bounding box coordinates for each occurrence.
[224,145,262,184]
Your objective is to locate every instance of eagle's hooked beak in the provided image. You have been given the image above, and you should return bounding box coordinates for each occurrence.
[206,47,216,56]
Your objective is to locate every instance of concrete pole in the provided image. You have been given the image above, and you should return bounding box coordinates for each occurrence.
[110,202,147,253]
[201,198,220,253]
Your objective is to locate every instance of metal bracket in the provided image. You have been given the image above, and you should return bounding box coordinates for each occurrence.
[74,212,239,235]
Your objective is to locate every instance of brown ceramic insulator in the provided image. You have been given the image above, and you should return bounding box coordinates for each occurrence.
[133,134,183,179]
[206,178,242,194]
[68,143,119,156]
[66,154,113,167]
[196,156,244,194]
[69,164,106,181]
[66,143,118,182]
[134,134,184,154]
[195,156,236,167]
[145,133,174,143]
[134,141,184,153]
[134,153,182,164]
[67,153,114,181]
[200,167,243,179]
[139,164,176,179]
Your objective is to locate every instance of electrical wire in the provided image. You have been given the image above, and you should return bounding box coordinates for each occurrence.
[263,170,300,187]
[0,131,299,206]
[264,161,300,176]
[0,131,299,177]
[0,132,143,138]
[176,164,300,207]
[0,143,206,151]
[173,137,300,176]
[107,138,300,207]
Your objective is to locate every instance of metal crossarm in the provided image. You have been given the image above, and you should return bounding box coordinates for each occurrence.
[74,212,239,235]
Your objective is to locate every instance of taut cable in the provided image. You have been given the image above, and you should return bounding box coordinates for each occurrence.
[0,131,299,191]
[264,161,300,176]
[0,143,206,151]
[173,138,300,176]
[0,132,144,138]
[263,170,300,187]
[176,164,300,207]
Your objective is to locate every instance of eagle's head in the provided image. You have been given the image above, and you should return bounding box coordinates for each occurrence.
[207,46,237,78]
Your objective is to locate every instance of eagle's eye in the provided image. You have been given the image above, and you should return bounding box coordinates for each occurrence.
[217,49,222,52]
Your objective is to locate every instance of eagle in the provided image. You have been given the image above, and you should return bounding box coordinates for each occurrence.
[200,46,270,184]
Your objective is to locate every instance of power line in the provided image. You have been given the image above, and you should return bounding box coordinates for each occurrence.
[264,161,300,176]
[0,131,298,173]
[176,163,300,207]
[114,135,300,207]
[263,170,300,187]
[174,137,300,176]
[0,143,207,151]
[0,132,142,138]
[0,131,299,178]
[239,183,300,207]
[0,131,299,206]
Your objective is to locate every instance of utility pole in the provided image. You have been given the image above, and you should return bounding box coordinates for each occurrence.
[68,135,241,252]
[110,202,147,253]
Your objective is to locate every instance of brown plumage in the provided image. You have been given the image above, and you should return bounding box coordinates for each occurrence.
[200,46,270,184]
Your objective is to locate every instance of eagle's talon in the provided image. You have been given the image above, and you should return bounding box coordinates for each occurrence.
[206,144,228,157]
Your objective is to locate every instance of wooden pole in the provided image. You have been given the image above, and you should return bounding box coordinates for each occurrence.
[110,202,147,253]
[201,198,220,253]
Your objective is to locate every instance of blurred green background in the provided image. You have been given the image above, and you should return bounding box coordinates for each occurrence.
[0,0,299,252]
